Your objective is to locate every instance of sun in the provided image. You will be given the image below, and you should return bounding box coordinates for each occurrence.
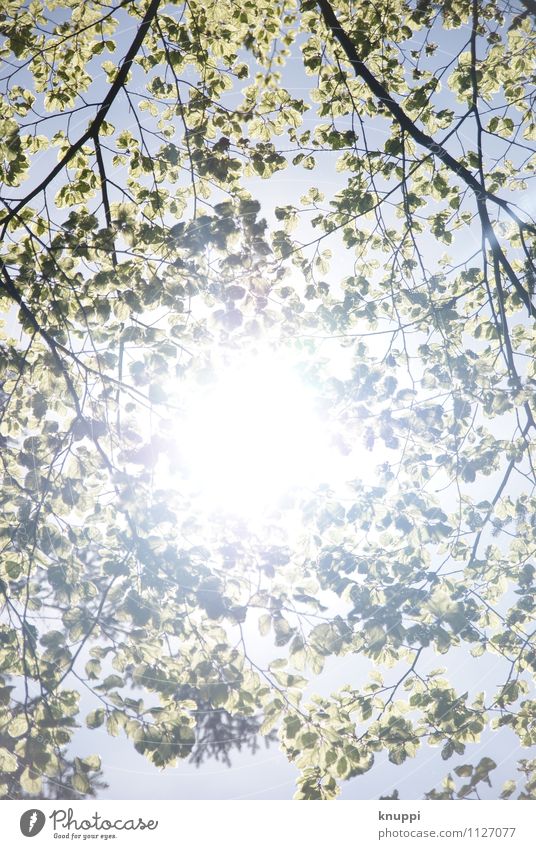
[180,353,333,516]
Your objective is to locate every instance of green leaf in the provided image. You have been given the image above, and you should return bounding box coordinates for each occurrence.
[20,766,41,795]
[72,772,90,794]
[86,709,105,729]
[0,747,18,773]
[7,715,29,738]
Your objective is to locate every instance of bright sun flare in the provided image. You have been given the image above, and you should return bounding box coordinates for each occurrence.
[181,355,333,515]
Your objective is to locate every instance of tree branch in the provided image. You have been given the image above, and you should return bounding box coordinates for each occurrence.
[316,0,535,318]
[0,260,84,419]
[0,0,161,236]
[93,134,117,266]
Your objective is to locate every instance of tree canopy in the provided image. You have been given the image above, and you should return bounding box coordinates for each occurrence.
[0,0,535,800]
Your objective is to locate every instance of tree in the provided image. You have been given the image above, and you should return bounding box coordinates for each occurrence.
[0,0,535,800]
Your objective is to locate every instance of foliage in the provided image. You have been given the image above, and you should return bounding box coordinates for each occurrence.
[0,0,535,800]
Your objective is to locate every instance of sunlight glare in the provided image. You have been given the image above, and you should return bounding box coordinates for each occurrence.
[182,356,332,515]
